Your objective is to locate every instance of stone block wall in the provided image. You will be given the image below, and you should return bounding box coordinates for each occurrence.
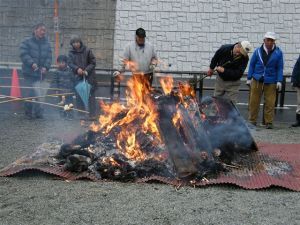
[2,0,300,73]
[113,0,300,73]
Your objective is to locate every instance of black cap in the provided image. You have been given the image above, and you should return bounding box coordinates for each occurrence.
[136,28,146,37]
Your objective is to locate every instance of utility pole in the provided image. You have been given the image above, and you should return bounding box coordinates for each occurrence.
[53,0,59,64]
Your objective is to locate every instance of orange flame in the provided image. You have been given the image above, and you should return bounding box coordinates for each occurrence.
[102,156,121,167]
[116,129,146,161]
[160,76,174,95]
[172,111,181,127]
[124,59,139,72]
[89,70,197,163]
[93,73,162,161]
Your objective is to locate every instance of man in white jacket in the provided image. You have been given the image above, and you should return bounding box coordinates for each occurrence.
[114,28,157,87]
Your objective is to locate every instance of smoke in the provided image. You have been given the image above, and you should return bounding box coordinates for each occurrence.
[207,112,254,150]
[200,96,256,154]
[33,80,50,98]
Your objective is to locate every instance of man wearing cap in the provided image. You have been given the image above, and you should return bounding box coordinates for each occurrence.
[207,41,252,104]
[114,28,157,87]
[247,32,284,129]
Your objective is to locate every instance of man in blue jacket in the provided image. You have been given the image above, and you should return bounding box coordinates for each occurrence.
[19,23,52,119]
[247,32,284,129]
[291,55,300,127]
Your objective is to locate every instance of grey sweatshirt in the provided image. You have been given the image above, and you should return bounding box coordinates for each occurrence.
[120,41,157,74]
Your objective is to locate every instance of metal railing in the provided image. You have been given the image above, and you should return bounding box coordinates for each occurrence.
[0,62,295,107]
[106,69,294,107]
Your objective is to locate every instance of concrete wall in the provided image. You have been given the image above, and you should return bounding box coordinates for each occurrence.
[0,0,116,68]
[113,0,300,73]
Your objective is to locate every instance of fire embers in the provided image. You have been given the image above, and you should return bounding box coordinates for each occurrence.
[57,136,174,180]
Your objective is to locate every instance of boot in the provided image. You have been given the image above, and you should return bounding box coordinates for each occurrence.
[291,114,300,127]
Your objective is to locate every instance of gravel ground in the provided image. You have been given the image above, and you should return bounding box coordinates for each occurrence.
[0,110,300,225]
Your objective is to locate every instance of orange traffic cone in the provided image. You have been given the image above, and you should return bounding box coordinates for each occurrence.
[10,68,21,98]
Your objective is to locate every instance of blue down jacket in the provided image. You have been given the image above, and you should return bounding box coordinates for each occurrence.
[19,36,52,78]
[247,45,284,84]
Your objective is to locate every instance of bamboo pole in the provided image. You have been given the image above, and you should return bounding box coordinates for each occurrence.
[0,93,89,114]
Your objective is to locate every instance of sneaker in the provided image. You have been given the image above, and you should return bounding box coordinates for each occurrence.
[266,123,273,129]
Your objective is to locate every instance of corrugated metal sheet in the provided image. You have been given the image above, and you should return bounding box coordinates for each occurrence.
[1,143,299,191]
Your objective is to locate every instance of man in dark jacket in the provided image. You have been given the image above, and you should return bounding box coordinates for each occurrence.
[291,55,300,127]
[19,23,52,119]
[207,41,252,104]
[68,35,97,119]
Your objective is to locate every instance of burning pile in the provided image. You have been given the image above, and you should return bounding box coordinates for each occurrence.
[56,74,257,182]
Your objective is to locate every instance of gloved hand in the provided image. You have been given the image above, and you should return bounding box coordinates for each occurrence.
[64,104,74,111]
[113,71,122,82]
[113,71,121,77]
[149,64,156,71]
[246,79,252,86]
[64,104,70,111]
[276,82,282,91]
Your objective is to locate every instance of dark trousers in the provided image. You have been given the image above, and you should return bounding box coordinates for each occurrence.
[23,77,43,117]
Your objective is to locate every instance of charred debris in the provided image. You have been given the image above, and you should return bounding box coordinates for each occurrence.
[56,76,258,182]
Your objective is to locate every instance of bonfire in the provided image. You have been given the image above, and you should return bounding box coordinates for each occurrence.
[56,73,258,182]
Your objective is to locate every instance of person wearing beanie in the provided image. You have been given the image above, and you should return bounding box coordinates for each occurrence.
[68,35,97,120]
[207,40,252,104]
[247,32,284,129]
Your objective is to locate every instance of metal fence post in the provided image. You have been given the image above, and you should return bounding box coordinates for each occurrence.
[198,73,204,100]
[280,77,286,107]
[110,71,114,101]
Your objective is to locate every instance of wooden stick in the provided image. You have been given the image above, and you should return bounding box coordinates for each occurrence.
[0,94,89,114]
[0,93,74,104]
[0,85,69,91]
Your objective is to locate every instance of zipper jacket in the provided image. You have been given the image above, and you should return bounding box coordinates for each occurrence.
[247,45,284,84]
